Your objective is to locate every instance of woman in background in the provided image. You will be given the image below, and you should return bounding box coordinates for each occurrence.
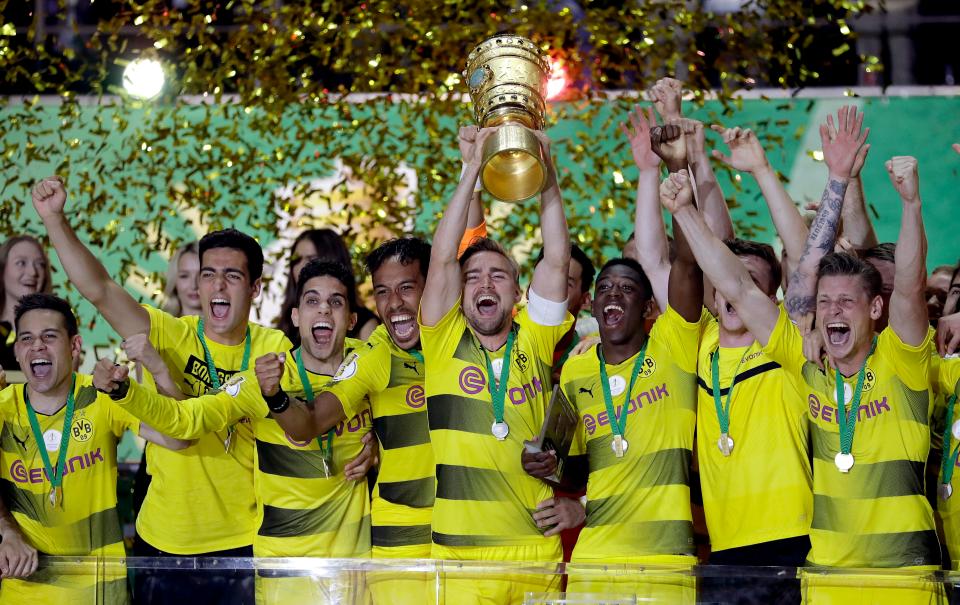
[276,228,379,343]
[0,235,53,370]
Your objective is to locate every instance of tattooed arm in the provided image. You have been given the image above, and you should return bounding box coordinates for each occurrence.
[784,106,870,321]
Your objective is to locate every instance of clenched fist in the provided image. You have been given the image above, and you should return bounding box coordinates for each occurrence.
[650,122,687,172]
[885,156,920,204]
[659,169,694,214]
[255,352,286,398]
[31,176,67,219]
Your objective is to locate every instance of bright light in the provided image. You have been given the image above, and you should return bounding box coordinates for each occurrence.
[123,58,165,99]
[546,57,569,100]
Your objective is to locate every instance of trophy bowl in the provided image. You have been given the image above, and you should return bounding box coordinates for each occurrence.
[464,34,549,203]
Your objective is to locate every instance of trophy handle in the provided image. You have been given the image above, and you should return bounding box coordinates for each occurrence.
[480,125,547,203]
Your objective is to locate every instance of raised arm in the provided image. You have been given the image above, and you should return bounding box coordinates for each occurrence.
[886,156,928,346]
[841,157,879,250]
[420,127,495,326]
[662,174,780,345]
[784,106,869,320]
[711,125,809,265]
[529,131,571,302]
[681,118,734,241]
[660,171,705,321]
[31,177,149,337]
[620,105,670,311]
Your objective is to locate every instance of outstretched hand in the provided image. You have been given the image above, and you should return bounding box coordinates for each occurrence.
[710,125,769,174]
[820,105,870,179]
[619,105,661,171]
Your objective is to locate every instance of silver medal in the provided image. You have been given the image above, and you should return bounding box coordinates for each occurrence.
[611,435,629,457]
[717,433,734,457]
[941,483,954,501]
[834,452,854,473]
[491,421,509,440]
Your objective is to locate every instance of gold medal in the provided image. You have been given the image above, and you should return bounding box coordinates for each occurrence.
[611,435,628,458]
[717,433,734,457]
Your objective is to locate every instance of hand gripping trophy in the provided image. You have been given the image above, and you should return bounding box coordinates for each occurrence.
[463,34,550,203]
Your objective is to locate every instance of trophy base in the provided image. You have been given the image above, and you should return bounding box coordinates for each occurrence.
[480,124,546,203]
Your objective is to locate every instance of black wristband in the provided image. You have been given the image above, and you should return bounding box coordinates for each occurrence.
[108,379,130,401]
[264,388,290,414]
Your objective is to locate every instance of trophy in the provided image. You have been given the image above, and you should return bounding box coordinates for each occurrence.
[463,34,549,203]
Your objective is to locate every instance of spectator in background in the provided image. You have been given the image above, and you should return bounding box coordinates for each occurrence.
[927,263,954,323]
[161,241,201,317]
[0,235,53,371]
[276,229,379,343]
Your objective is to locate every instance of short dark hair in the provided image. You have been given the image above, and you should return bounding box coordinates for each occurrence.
[817,252,883,299]
[199,228,264,281]
[14,293,78,337]
[296,259,357,312]
[861,242,896,265]
[596,257,653,301]
[365,237,431,279]
[459,237,519,282]
[534,244,595,295]
[725,238,782,296]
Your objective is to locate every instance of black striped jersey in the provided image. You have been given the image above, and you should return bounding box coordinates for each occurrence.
[561,306,701,560]
[325,325,433,551]
[112,345,371,558]
[763,308,938,568]
[0,374,136,603]
[419,300,572,550]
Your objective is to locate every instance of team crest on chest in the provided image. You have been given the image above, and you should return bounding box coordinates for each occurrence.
[71,416,94,442]
[639,356,657,378]
[862,366,877,392]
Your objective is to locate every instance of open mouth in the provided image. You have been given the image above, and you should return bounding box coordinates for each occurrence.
[825,322,852,346]
[390,313,416,340]
[602,303,625,327]
[476,294,499,318]
[312,320,334,345]
[210,297,230,320]
[29,358,52,379]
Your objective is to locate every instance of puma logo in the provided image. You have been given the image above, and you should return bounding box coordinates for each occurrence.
[578,386,594,397]
[403,362,418,372]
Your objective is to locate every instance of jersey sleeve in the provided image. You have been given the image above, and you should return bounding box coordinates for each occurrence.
[110,372,260,439]
[419,296,468,365]
[878,325,932,392]
[324,342,389,420]
[939,357,960,398]
[517,306,575,366]
[761,306,806,375]
[651,305,704,374]
[105,396,142,437]
[144,304,190,355]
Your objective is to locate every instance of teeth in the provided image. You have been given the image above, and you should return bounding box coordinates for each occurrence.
[826,323,848,329]
[30,359,51,366]
[478,295,497,304]
[603,304,624,314]
[212,298,229,305]
[312,321,333,330]
[391,314,412,323]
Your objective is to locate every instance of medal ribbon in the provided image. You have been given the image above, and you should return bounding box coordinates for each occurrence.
[294,348,334,459]
[710,346,750,436]
[196,319,251,389]
[835,337,877,457]
[24,374,76,496]
[482,329,516,426]
[598,340,649,441]
[408,349,424,365]
[941,394,960,487]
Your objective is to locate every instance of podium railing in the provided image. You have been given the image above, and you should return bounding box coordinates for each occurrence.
[8,557,959,604]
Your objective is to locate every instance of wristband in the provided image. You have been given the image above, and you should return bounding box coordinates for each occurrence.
[461,163,484,193]
[264,388,290,414]
[108,379,130,401]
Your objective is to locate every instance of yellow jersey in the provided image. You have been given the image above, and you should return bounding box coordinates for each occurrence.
[0,375,136,603]
[936,356,960,569]
[325,325,433,552]
[763,308,938,568]
[561,305,701,561]
[419,300,571,551]
[115,338,368,558]
[696,316,812,551]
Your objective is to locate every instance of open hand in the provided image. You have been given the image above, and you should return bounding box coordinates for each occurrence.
[820,105,869,179]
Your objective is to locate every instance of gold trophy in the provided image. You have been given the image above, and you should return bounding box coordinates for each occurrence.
[464,34,549,202]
